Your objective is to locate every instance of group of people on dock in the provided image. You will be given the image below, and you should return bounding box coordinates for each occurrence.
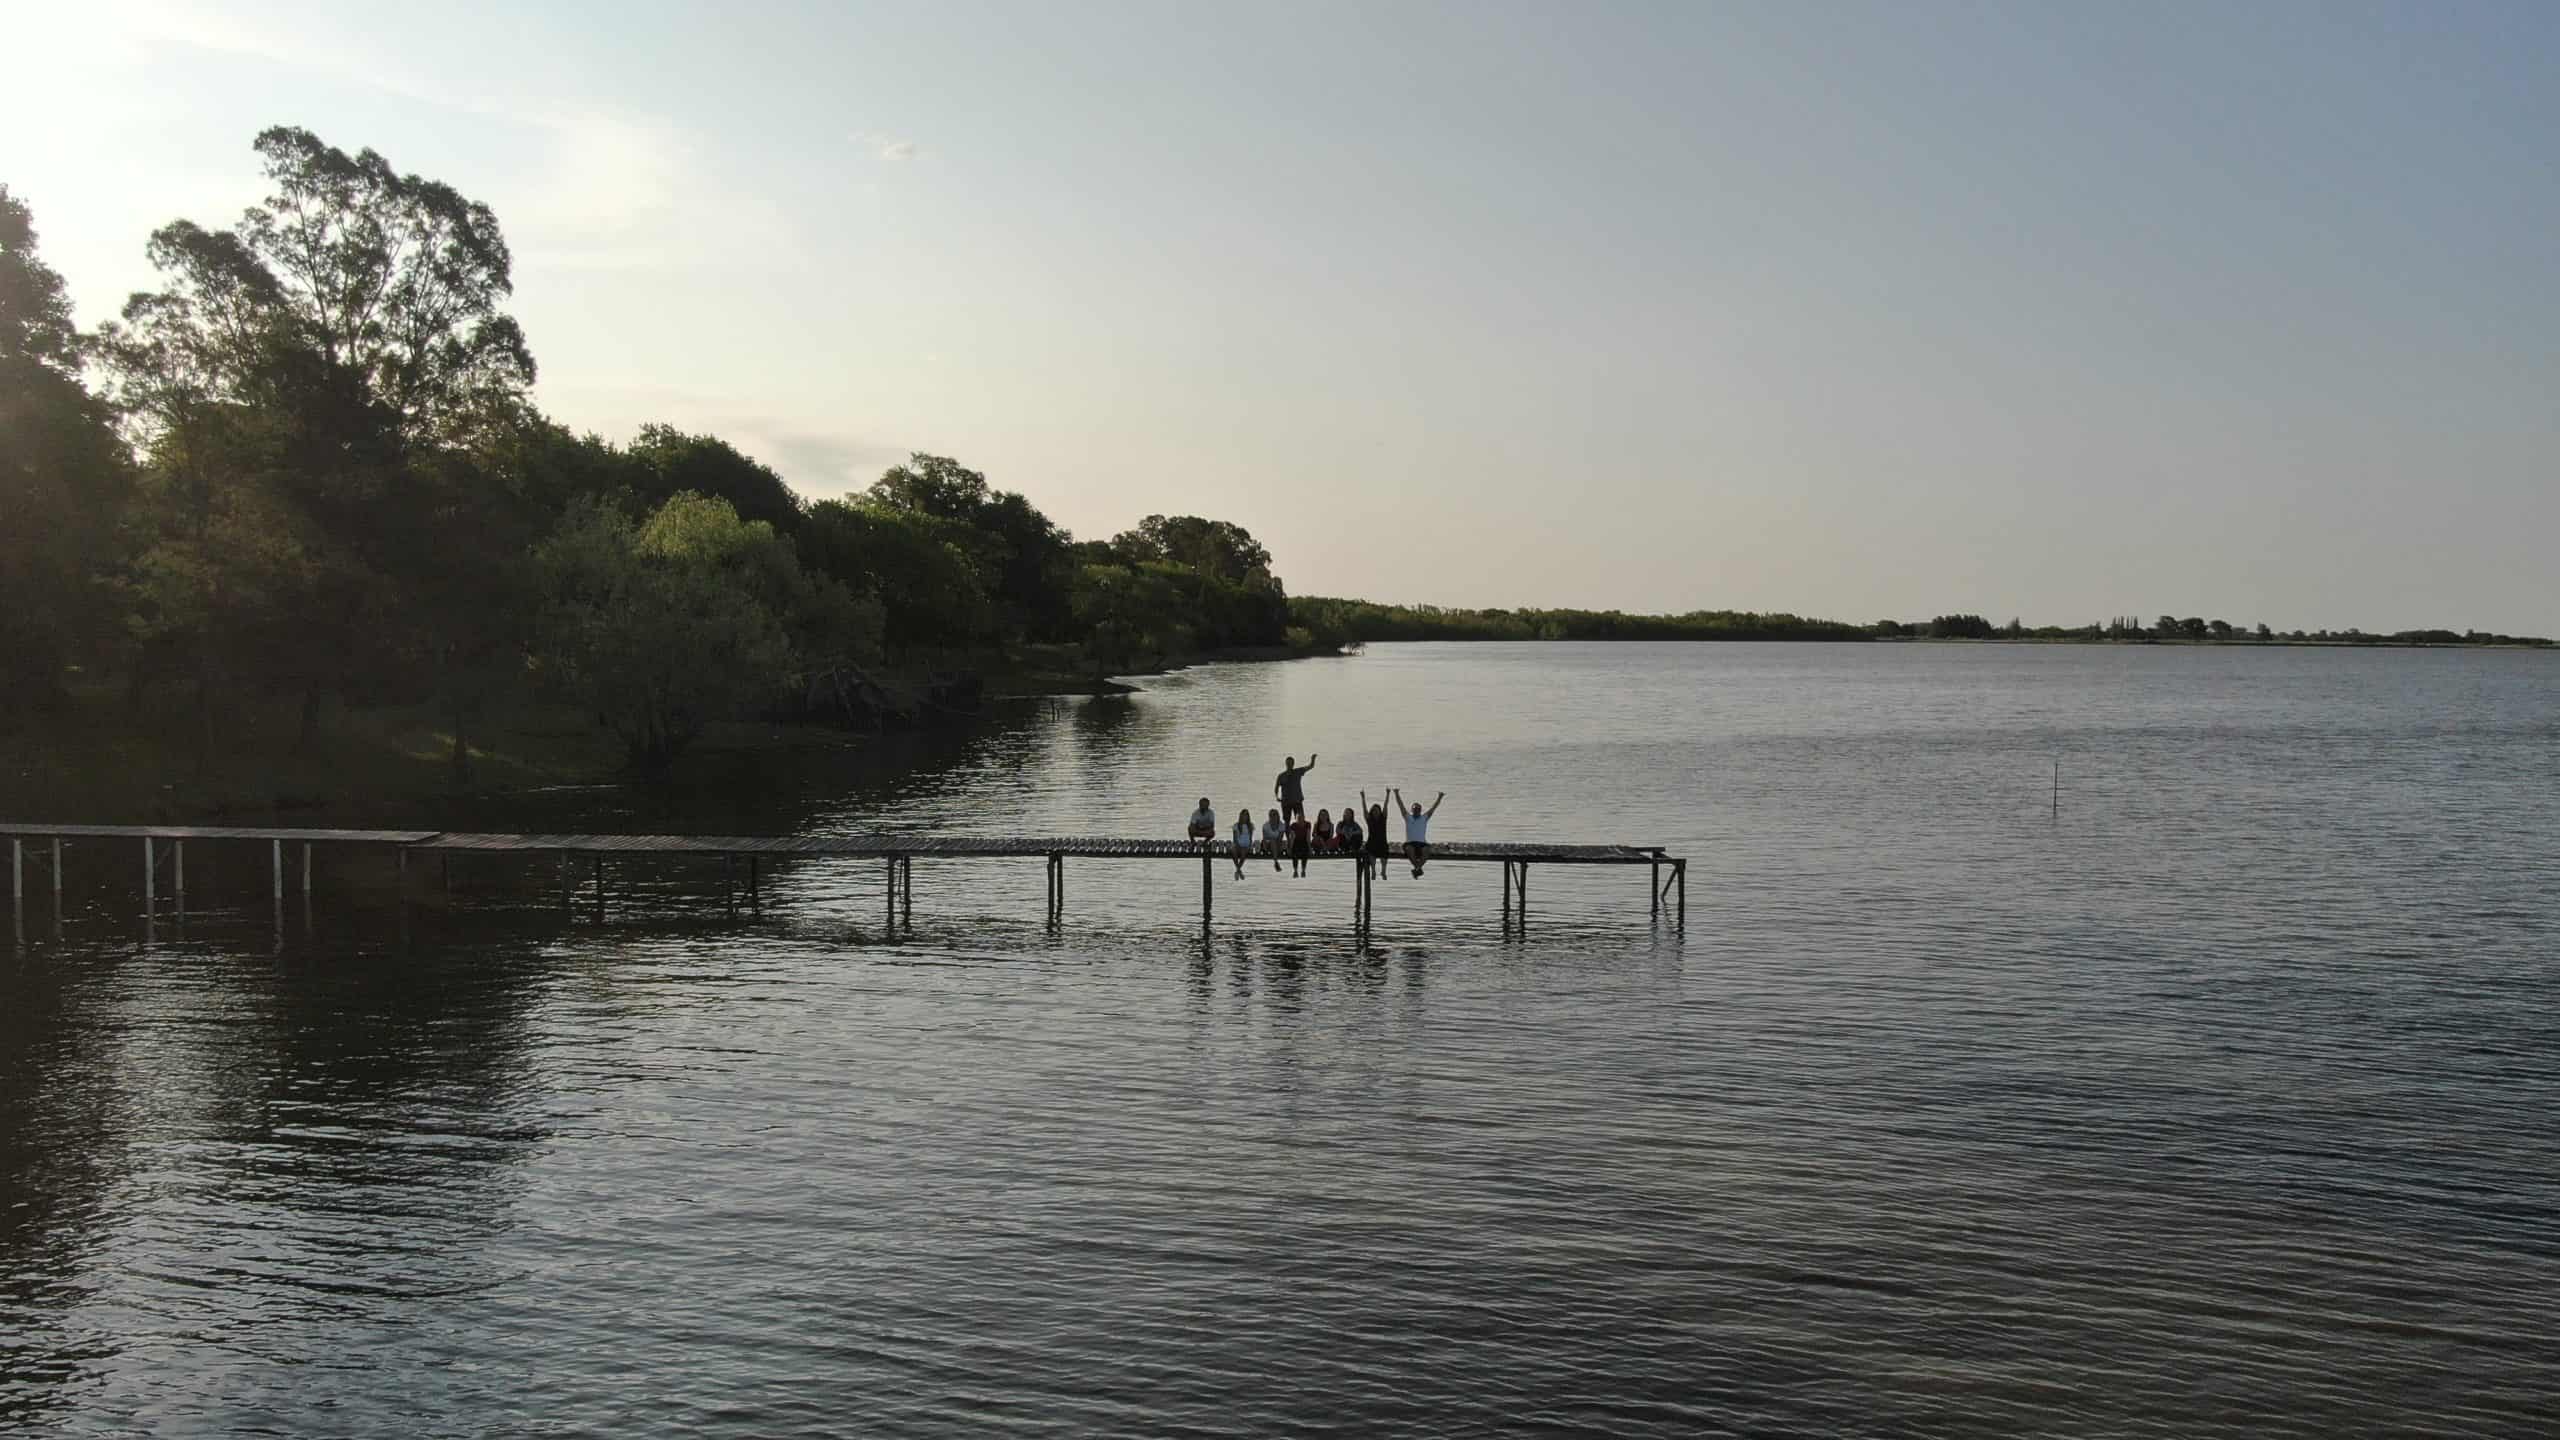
[1187,753,1445,880]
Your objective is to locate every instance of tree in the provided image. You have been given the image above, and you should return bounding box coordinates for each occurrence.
[0,186,131,715]
[867,452,991,522]
[799,499,994,652]
[533,496,793,768]
[235,125,534,440]
[1070,562,1191,672]
[866,454,1073,640]
[628,425,803,534]
[2179,617,2209,639]
[97,126,542,750]
[1111,515,1273,585]
[2207,619,2233,639]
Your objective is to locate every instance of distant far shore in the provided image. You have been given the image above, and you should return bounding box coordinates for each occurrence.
[1289,599,2552,649]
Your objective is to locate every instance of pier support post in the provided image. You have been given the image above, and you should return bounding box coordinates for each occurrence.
[10,838,19,912]
[1650,854,1661,916]
[885,855,897,934]
[52,838,63,927]
[748,856,759,908]
[302,842,312,897]
[396,847,407,893]
[901,856,913,930]
[272,840,283,902]
[1675,859,1686,927]
[143,837,154,912]
[1201,852,1212,935]
[174,840,185,910]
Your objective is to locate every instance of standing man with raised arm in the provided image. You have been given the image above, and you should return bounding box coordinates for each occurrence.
[1274,753,1318,824]
[1389,787,1445,877]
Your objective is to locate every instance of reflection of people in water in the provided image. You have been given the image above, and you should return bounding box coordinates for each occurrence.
[1231,808,1256,878]
[1391,787,1444,876]
[1187,797,1217,844]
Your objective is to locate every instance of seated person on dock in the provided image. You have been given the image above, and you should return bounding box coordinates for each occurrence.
[1187,798,1217,845]
[1390,787,1444,876]
[1336,804,1362,856]
[1261,808,1286,871]
[1313,808,1334,852]
[1231,808,1256,878]
[1274,753,1318,822]
[1287,810,1313,876]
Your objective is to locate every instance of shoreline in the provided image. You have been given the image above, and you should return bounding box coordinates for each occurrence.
[0,644,1339,829]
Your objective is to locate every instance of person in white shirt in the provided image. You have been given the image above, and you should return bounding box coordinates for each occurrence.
[1230,808,1257,878]
[1259,808,1286,872]
[1187,798,1217,845]
[1389,787,1444,876]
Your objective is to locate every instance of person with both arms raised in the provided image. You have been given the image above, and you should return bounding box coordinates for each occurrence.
[1274,753,1318,823]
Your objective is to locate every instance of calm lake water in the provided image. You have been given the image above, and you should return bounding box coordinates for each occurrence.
[5,642,2557,1436]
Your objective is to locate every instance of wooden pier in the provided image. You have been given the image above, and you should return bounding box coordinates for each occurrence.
[3,823,1686,936]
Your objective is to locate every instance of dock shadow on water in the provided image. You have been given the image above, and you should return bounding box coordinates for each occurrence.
[7,645,2560,1436]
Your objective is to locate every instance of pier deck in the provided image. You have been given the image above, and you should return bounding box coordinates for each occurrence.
[3,823,1686,932]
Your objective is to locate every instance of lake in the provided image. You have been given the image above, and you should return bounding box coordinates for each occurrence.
[5,642,2556,1435]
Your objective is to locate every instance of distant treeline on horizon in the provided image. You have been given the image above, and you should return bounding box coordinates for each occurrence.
[1287,602,2553,649]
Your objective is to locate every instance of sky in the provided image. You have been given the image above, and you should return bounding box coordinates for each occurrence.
[4,0,2555,633]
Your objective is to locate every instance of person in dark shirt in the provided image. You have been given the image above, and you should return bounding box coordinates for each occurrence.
[1274,753,1318,822]
[1360,790,1391,879]
[1287,811,1313,876]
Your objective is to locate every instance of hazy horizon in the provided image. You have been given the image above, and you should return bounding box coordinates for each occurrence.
[6,0,2554,633]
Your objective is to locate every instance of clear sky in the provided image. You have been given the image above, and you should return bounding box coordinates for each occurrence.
[6,0,2555,632]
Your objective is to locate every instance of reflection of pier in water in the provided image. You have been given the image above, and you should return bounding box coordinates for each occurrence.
[4,823,1685,938]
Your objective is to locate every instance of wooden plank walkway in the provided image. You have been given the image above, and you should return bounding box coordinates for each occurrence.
[2,822,1686,931]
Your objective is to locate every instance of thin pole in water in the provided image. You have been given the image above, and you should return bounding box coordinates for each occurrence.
[271,840,282,901]
[143,837,154,913]
[2052,759,2059,820]
[52,838,63,926]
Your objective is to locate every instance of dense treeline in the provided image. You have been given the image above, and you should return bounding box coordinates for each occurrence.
[0,129,1300,773]
[1292,601,2550,648]
[1877,615,2551,645]
[1289,600,1870,645]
